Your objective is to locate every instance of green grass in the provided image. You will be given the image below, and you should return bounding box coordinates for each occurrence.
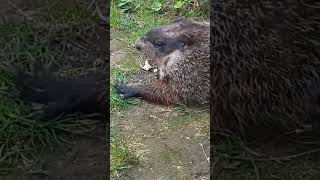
[110,68,138,113]
[0,66,99,172]
[109,67,140,176]
[0,0,103,173]
[110,123,139,177]
[111,0,209,43]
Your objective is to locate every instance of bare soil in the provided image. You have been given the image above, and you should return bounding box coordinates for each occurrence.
[112,103,210,180]
[1,123,107,180]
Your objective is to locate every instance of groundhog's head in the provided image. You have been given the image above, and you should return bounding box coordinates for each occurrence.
[134,17,197,68]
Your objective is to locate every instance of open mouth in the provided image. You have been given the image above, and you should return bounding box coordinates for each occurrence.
[136,53,157,72]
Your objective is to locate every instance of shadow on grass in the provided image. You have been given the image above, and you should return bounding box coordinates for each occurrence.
[211,130,320,180]
[0,0,107,174]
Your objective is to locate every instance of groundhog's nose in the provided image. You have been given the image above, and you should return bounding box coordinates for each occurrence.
[135,38,144,51]
[135,44,142,51]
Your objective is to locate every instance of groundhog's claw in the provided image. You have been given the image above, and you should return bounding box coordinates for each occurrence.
[115,84,140,99]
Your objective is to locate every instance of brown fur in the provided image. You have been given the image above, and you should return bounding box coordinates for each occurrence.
[210,0,320,137]
[118,17,210,106]
[139,80,180,105]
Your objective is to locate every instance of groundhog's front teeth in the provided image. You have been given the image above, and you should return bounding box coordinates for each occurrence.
[141,59,153,71]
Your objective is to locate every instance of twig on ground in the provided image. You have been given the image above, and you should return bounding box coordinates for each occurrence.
[8,0,33,20]
[216,148,320,162]
[88,0,108,23]
[250,159,261,180]
[28,170,50,176]
[200,143,210,163]
[94,1,108,23]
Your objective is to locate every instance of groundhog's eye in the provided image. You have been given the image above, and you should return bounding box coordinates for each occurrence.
[156,41,164,47]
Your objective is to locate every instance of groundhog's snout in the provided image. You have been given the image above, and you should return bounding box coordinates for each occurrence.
[134,38,144,51]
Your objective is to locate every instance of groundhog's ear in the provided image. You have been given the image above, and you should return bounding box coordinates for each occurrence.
[178,32,194,50]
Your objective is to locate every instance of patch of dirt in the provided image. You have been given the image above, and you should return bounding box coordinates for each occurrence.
[1,123,107,180]
[111,31,210,179]
[38,125,106,180]
[110,31,127,67]
[112,104,210,180]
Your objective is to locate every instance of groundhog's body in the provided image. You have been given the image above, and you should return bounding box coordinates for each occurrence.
[211,0,320,136]
[117,18,210,106]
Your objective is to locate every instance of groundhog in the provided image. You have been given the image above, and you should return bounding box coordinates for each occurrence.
[14,66,107,120]
[210,0,320,137]
[116,17,210,106]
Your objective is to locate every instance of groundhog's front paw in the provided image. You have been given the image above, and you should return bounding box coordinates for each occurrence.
[115,84,140,99]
